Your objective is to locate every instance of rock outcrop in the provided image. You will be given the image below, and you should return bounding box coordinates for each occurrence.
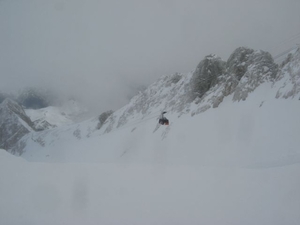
[0,99,35,154]
[275,48,300,99]
[229,47,278,101]
[190,54,226,100]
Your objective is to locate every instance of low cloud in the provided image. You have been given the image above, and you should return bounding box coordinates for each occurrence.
[1,0,299,114]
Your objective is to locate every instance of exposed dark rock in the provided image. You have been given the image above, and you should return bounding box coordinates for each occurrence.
[229,48,278,101]
[165,73,182,87]
[0,99,35,154]
[190,54,226,100]
[227,47,255,80]
[97,110,114,129]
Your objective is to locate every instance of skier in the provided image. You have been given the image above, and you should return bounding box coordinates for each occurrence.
[158,111,169,125]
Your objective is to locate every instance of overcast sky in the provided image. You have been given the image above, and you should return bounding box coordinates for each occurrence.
[1,0,299,113]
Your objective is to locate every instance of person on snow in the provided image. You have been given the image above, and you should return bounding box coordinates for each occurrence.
[158,111,169,125]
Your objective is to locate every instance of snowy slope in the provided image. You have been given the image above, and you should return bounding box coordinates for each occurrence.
[20,81,300,168]
[1,47,300,224]
[1,148,300,225]
[18,47,300,168]
[0,98,35,152]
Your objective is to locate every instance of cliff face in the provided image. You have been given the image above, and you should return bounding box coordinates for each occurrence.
[0,99,35,154]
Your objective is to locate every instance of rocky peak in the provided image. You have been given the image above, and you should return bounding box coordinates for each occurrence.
[227,47,278,79]
[1,98,34,127]
[190,54,226,100]
[227,47,278,101]
[0,98,35,154]
[227,47,255,80]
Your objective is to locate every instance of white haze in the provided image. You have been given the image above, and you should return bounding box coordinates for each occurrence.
[1,0,300,113]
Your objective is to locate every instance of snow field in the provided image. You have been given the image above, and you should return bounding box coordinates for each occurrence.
[1,150,300,225]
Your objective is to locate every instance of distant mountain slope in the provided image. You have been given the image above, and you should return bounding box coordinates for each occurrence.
[25,99,89,129]
[10,47,299,168]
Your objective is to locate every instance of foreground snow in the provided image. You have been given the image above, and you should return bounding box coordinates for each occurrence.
[1,150,300,225]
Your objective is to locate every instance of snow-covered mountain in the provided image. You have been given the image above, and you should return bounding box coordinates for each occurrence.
[7,46,298,165]
[25,99,90,129]
[0,98,90,154]
[1,46,300,224]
